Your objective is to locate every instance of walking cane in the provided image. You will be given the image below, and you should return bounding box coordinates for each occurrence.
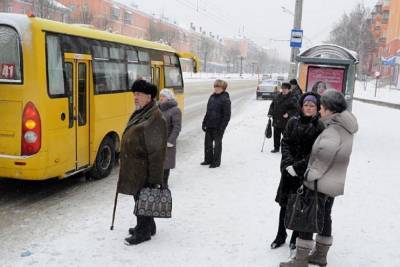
[261,136,266,152]
[110,187,119,230]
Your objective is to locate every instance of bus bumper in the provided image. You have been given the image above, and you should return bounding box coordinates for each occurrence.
[0,153,48,180]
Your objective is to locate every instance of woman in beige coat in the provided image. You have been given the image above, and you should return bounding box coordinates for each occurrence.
[280,89,358,267]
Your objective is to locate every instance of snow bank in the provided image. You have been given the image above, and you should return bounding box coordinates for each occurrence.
[354,80,400,105]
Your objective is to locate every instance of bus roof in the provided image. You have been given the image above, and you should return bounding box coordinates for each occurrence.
[1,13,177,54]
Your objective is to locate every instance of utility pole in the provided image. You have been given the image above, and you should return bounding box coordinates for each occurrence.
[240,56,243,77]
[289,0,303,80]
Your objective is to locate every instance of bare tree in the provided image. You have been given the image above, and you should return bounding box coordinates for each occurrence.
[32,0,57,19]
[148,19,180,46]
[328,3,375,75]
[224,46,240,72]
[199,36,215,72]
[80,1,93,25]
[0,0,13,12]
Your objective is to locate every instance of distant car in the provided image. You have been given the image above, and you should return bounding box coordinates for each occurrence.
[256,80,280,100]
[262,74,272,80]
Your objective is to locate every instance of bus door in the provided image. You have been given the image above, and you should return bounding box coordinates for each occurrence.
[64,53,91,171]
[151,61,164,95]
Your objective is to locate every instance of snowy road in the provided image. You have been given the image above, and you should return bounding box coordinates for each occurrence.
[1,83,399,266]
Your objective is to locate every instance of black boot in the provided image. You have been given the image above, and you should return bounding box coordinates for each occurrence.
[289,231,299,249]
[271,206,288,249]
[129,217,156,236]
[200,161,211,165]
[209,163,220,168]
[125,216,153,245]
[271,232,287,249]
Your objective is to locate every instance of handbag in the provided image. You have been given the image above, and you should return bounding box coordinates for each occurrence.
[134,187,172,218]
[284,180,328,233]
[265,118,272,139]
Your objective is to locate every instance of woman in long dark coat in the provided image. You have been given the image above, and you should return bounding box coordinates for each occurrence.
[159,89,182,188]
[271,92,324,250]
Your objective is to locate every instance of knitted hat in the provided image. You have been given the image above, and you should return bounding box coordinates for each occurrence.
[160,88,175,100]
[303,95,317,105]
[131,79,157,98]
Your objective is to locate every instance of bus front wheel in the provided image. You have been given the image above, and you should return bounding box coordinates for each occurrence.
[89,137,115,179]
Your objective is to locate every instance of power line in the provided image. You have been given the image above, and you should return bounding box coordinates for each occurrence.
[175,0,236,32]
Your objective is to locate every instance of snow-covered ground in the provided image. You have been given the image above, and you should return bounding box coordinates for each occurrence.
[2,95,400,266]
[354,80,400,104]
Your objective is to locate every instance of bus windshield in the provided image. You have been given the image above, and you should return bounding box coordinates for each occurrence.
[0,25,22,83]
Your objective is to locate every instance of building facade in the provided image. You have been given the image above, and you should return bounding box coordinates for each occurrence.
[2,0,273,75]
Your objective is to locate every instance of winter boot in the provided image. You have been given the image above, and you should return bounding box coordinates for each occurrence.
[271,232,287,249]
[129,216,156,236]
[308,235,333,266]
[289,231,299,250]
[125,216,152,245]
[279,238,314,267]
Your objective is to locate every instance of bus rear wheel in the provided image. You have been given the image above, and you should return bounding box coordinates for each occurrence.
[89,137,115,180]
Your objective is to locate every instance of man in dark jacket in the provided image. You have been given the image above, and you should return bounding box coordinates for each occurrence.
[290,78,303,101]
[117,80,167,245]
[201,79,231,168]
[268,82,298,153]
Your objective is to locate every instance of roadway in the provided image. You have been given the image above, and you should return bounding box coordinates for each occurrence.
[0,79,258,243]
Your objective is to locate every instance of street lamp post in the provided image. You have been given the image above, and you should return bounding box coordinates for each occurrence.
[289,0,304,80]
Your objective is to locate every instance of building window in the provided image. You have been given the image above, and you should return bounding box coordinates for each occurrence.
[124,12,132,24]
[111,7,120,20]
[382,11,389,23]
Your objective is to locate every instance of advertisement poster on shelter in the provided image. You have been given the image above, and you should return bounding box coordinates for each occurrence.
[306,66,345,94]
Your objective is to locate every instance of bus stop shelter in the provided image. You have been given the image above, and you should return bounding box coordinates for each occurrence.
[297,44,359,110]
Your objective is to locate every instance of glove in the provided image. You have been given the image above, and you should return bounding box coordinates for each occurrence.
[167,142,174,148]
[286,165,297,177]
[202,125,207,132]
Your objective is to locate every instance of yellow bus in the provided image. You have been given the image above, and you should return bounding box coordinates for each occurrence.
[0,13,199,181]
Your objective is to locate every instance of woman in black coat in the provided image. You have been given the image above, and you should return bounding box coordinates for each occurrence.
[201,79,231,168]
[271,92,325,250]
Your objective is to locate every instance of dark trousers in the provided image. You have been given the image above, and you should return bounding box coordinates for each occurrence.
[204,129,224,165]
[299,196,335,240]
[163,169,170,188]
[273,127,284,150]
[277,205,298,241]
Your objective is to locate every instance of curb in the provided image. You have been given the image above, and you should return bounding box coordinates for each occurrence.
[353,97,400,110]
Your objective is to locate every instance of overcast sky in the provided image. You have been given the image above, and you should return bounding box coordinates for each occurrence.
[119,0,377,60]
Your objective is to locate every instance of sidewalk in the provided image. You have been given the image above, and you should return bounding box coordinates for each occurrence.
[2,96,400,267]
[353,80,400,108]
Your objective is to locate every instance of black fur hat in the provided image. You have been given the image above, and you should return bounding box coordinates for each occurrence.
[131,79,157,98]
